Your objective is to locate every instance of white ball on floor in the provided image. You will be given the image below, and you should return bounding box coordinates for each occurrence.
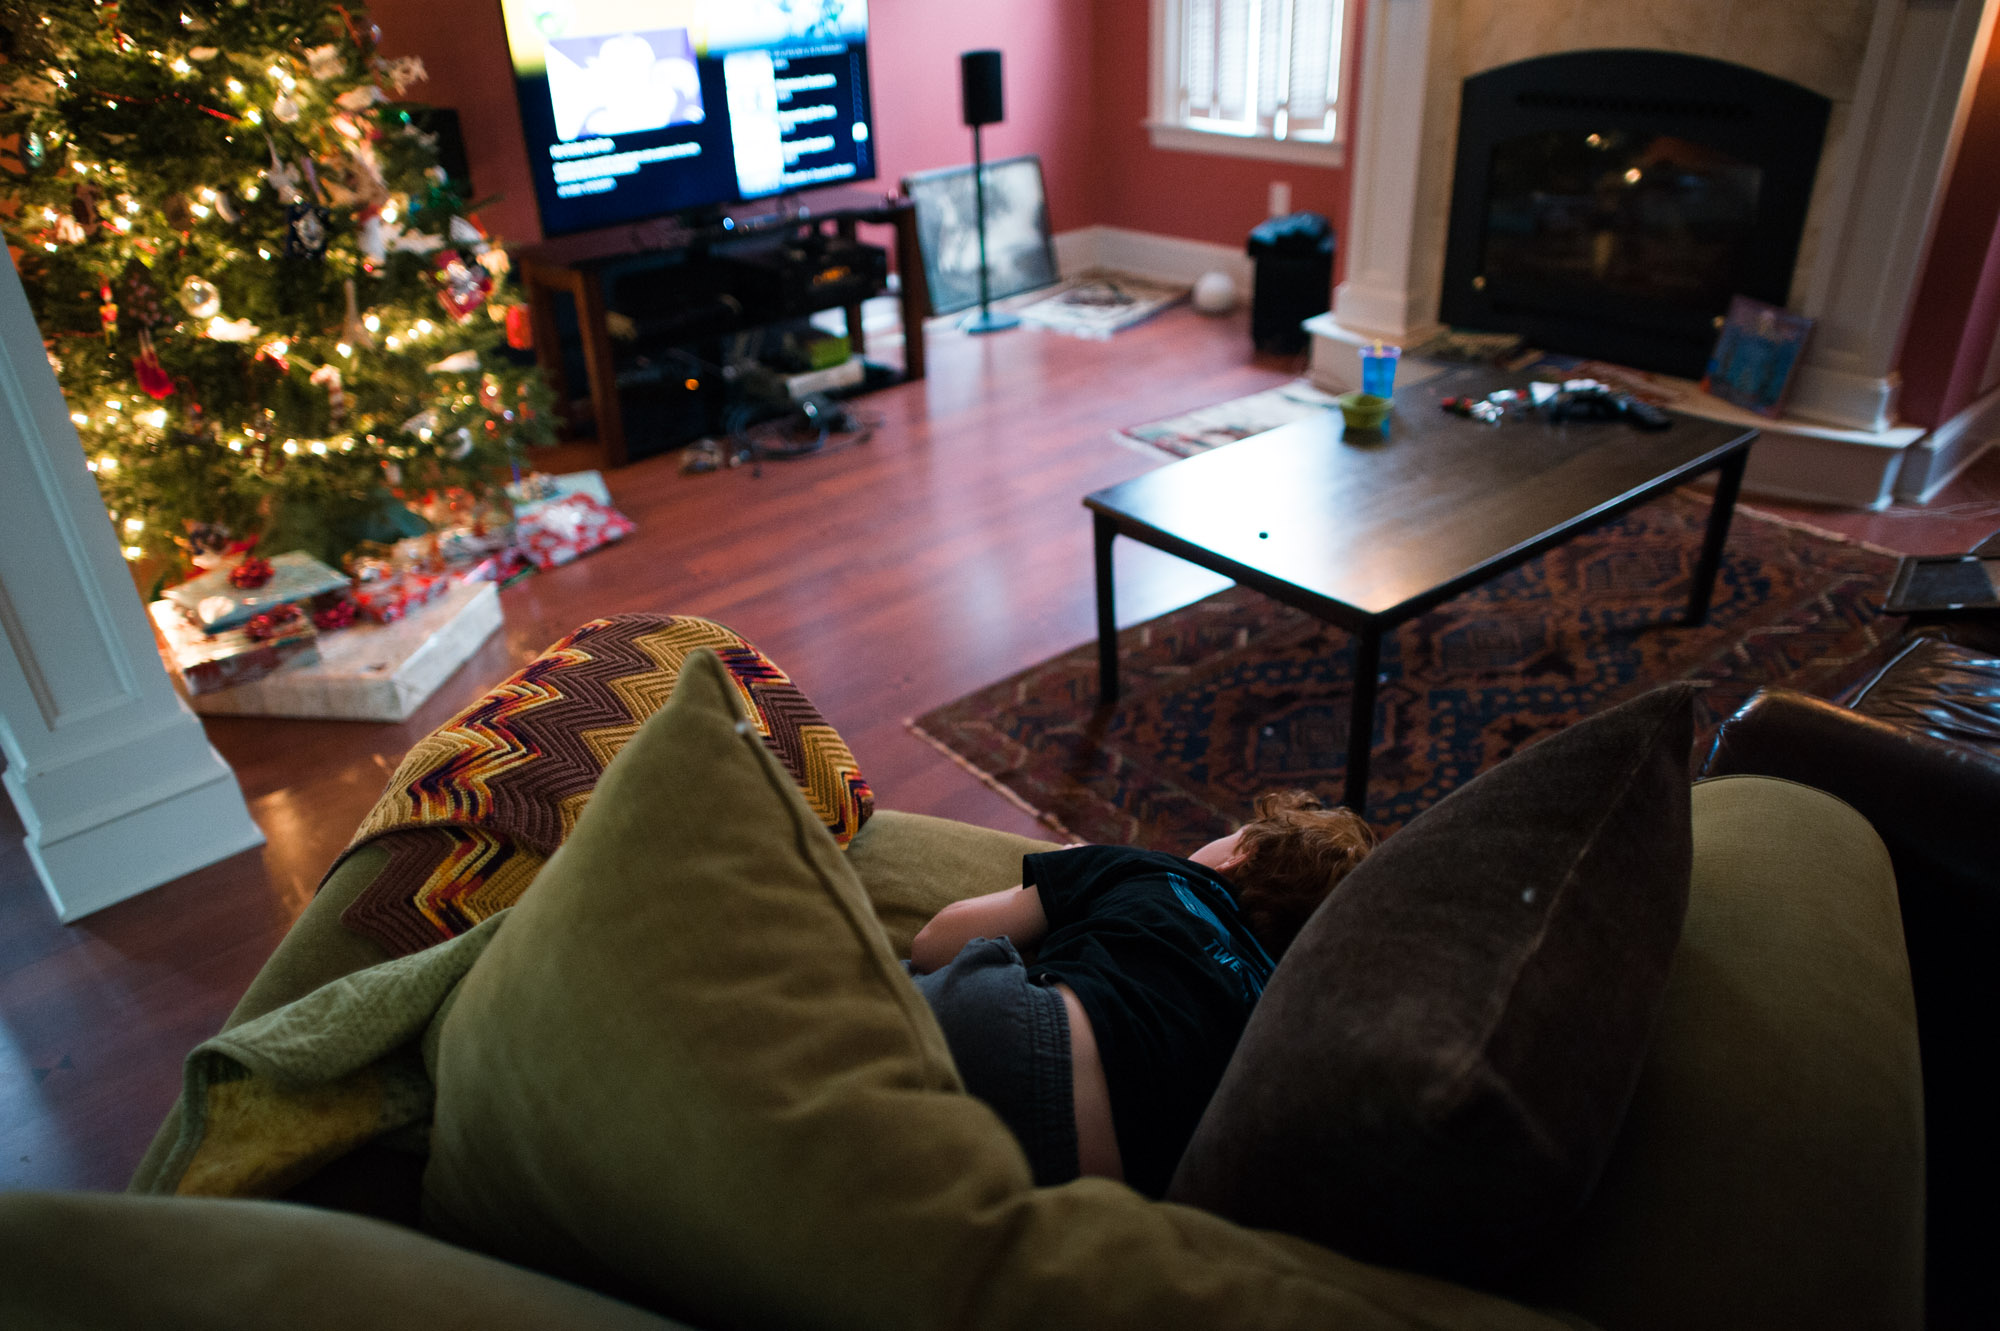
[1191,271,1238,315]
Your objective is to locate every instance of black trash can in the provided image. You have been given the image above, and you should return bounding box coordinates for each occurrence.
[1247,212,1335,354]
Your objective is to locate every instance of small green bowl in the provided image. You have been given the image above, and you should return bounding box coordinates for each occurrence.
[1336,391,1391,434]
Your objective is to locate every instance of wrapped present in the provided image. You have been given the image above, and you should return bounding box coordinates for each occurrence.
[150,599,319,695]
[506,469,613,518]
[455,547,537,587]
[164,550,351,634]
[515,492,636,570]
[351,569,454,624]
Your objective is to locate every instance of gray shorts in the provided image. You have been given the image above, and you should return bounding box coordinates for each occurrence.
[907,936,1078,1187]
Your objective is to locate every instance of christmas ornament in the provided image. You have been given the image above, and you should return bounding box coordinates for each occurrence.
[98,284,119,339]
[163,192,195,230]
[433,250,492,322]
[120,259,166,329]
[306,44,346,80]
[24,131,46,170]
[134,330,175,399]
[230,555,275,589]
[310,364,347,422]
[381,55,427,94]
[70,184,100,228]
[179,276,222,320]
[336,85,381,111]
[505,304,533,350]
[265,140,303,203]
[286,202,329,259]
[272,92,301,123]
[342,278,373,348]
[213,191,239,223]
[357,209,387,262]
[427,349,479,374]
[53,215,85,245]
[205,315,260,342]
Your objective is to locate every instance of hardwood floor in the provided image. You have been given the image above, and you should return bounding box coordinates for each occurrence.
[4,301,1999,1195]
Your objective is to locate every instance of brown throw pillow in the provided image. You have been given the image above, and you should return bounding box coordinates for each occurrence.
[1168,683,1696,1283]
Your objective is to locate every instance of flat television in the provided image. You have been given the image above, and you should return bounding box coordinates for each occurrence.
[497,0,878,238]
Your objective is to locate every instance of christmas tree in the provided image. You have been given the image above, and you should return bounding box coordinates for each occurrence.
[0,0,553,571]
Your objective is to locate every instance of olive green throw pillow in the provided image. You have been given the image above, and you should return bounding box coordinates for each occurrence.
[422,650,1568,1331]
[1170,684,1696,1283]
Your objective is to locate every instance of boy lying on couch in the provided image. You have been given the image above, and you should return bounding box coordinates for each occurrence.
[906,792,1374,1195]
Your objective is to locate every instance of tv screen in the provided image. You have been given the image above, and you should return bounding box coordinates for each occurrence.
[498,0,877,238]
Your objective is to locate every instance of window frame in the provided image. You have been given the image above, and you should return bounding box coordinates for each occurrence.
[1146,0,1359,168]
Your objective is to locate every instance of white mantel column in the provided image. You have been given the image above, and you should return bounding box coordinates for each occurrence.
[1331,0,1458,342]
[1788,0,1999,432]
[1,246,263,922]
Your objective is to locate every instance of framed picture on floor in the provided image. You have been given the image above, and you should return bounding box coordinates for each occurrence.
[902,155,1059,317]
[1701,295,1815,418]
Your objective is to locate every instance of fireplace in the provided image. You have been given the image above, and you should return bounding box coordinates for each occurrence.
[1438,50,1830,379]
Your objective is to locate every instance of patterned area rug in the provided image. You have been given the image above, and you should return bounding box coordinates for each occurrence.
[1117,377,1338,458]
[911,492,1900,846]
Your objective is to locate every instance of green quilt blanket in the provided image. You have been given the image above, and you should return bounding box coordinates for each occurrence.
[133,913,507,1198]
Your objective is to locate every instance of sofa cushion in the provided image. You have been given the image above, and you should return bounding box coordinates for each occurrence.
[1169,684,1695,1282]
[421,649,1567,1331]
[843,808,1061,957]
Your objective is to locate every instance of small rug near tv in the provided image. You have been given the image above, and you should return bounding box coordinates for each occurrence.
[910,493,1899,847]
[1117,378,1339,458]
[1018,272,1190,340]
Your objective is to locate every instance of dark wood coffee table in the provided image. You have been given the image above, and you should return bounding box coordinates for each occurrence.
[1085,368,1758,814]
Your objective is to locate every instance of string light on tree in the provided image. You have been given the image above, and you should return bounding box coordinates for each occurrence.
[0,0,554,567]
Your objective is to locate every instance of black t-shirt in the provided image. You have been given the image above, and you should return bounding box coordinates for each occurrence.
[1022,845,1276,1197]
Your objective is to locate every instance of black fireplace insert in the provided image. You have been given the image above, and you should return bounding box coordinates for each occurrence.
[1438,49,1829,378]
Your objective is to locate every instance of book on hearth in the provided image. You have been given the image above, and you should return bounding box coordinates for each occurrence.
[1702,296,1815,418]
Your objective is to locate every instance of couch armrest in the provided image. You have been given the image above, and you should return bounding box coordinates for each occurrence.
[1700,688,2000,1329]
[0,1192,696,1331]
[1701,688,2000,912]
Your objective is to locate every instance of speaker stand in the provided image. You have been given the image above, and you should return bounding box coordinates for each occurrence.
[961,122,1018,335]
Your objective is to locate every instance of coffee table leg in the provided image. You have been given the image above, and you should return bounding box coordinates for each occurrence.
[1685,448,1748,626]
[1095,514,1119,704]
[1343,627,1382,814]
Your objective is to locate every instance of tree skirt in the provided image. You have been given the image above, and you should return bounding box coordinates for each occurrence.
[910,493,1900,846]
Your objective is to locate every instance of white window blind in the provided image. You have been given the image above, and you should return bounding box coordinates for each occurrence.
[1177,0,1348,145]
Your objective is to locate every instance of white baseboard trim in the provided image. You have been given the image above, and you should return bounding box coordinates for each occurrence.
[1785,363,1900,434]
[1055,226,1254,289]
[1894,385,2000,502]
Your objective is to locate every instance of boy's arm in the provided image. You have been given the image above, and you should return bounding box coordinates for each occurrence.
[908,885,1050,973]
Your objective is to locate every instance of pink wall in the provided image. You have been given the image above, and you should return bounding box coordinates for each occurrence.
[1090,0,1354,275]
[865,0,1099,240]
[1897,33,2000,430]
[364,0,1353,271]
[367,0,1101,251]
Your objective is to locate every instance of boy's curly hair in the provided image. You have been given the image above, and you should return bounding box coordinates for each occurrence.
[1228,789,1376,958]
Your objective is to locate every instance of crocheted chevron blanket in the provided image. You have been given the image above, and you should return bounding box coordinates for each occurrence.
[337,614,873,956]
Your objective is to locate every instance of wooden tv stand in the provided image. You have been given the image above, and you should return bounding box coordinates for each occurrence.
[516,191,929,468]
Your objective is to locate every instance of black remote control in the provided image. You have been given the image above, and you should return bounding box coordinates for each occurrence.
[1616,394,1673,431]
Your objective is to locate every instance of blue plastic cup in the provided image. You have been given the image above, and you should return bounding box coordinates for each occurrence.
[1359,344,1402,398]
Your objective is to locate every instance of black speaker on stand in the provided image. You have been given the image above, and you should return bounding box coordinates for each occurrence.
[959,49,1018,335]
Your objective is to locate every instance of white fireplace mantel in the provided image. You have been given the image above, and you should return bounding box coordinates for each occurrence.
[1316,0,1999,506]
